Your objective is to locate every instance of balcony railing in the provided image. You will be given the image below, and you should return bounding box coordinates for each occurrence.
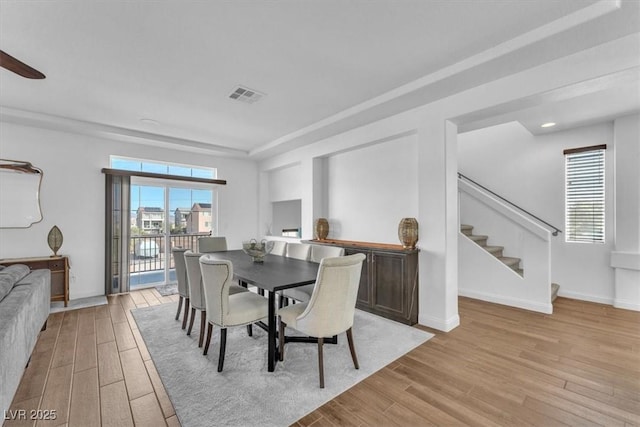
[129,232,209,274]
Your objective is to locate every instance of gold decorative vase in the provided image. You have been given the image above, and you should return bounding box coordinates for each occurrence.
[314,218,329,240]
[398,218,418,249]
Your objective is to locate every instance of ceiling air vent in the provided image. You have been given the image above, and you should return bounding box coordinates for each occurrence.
[229,85,265,104]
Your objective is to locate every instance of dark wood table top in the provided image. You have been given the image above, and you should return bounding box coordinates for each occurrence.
[202,250,319,292]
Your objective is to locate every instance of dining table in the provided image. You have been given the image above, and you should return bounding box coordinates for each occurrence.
[203,250,320,372]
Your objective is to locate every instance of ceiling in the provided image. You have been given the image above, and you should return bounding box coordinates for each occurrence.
[1,1,639,159]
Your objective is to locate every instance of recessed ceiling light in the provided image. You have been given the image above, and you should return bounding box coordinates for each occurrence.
[541,122,556,128]
[140,118,159,125]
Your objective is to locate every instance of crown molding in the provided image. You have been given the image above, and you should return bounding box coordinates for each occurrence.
[0,106,249,158]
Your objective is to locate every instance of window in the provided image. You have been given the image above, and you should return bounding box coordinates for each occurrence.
[109,157,217,290]
[564,144,606,243]
[110,156,216,179]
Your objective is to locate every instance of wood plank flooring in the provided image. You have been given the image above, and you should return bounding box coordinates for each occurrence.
[4,290,180,427]
[5,294,639,426]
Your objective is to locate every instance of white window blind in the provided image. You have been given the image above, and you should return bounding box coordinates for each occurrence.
[564,144,606,243]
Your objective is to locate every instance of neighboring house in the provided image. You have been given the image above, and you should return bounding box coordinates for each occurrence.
[136,207,164,234]
[186,202,212,233]
[174,207,191,232]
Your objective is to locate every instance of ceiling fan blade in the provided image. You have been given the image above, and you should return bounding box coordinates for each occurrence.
[0,50,45,79]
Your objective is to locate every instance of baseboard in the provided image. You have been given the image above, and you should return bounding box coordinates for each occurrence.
[458,288,553,314]
[613,298,640,311]
[418,313,460,332]
[557,289,614,306]
[50,295,108,313]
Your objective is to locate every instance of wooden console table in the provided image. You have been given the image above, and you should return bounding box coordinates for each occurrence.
[306,239,419,325]
[0,255,70,306]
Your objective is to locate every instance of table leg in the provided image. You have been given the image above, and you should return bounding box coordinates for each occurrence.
[268,290,277,372]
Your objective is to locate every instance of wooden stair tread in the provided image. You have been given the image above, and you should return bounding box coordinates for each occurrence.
[484,245,504,254]
[498,256,521,267]
[461,223,522,274]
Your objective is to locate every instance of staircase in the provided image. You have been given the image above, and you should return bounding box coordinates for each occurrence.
[461,224,560,302]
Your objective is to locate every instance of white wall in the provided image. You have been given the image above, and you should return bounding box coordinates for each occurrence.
[266,163,303,237]
[0,122,259,300]
[257,35,639,330]
[326,133,418,243]
[612,113,640,310]
[268,163,302,202]
[272,199,301,236]
[458,121,616,304]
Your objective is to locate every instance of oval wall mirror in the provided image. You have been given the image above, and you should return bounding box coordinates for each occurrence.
[0,159,44,228]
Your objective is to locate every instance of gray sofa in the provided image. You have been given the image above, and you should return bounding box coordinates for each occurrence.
[0,265,51,416]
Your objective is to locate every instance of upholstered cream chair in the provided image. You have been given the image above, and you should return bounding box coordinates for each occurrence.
[198,236,228,253]
[172,247,190,329]
[199,255,269,372]
[278,253,366,388]
[184,251,250,347]
[283,245,345,303]
[310,245,345,263]
[183,251,207,346]
[270,240,287,256]
[285,242,311,261]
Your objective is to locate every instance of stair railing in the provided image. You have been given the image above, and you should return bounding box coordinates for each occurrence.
[458,173,562,236]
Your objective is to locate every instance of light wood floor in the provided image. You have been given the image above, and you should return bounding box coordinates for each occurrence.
[5,293,640,427]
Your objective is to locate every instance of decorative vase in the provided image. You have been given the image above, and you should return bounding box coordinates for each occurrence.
[398,218,418,249]
[47,225,63,257]
[314,218,329,240]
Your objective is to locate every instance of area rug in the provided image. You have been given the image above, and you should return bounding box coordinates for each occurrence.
[154,283,178,296]
[132,303,433,427]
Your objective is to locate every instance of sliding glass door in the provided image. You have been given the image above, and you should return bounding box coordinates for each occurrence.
[129,183,165,289]
[129,179,214,290]
[108,157,218,291]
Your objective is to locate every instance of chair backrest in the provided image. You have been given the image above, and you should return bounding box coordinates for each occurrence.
[285,243,311,261]
[296,253,366,337]
[199,255,234,326]
[310,245,345,263]
[184,251,205,310]
[198,236,228,253]
[270,240,287,256]
[171,247,189,297]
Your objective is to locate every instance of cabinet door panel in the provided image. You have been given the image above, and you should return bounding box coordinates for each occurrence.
[344,248,370,308]
[50,271,65,296]
[371,252,406,317]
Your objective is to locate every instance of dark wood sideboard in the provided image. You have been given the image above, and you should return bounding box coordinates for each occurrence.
[307,239,419,325]
[0,255,70,306]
